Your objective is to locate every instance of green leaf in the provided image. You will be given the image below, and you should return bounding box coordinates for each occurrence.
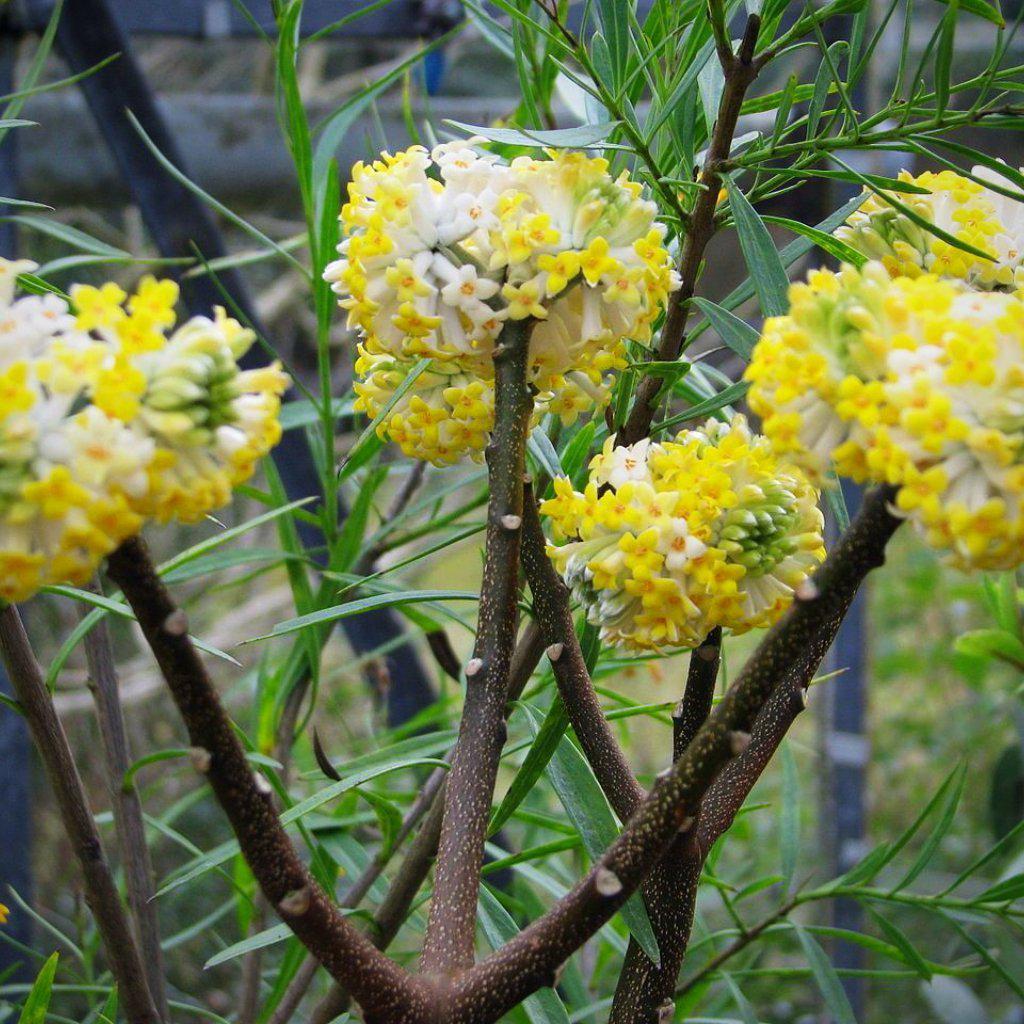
[522,703,661,966]
[126,110,305,276]
[338,359,430,482]
[156,756,446,896]
[158,497,315,577]
[865,906,933,980]
[793,924,857,1024]
[5,215,129,256]
[655,381,750,434]
[529,428,566,482]
[477,886,572,1024]
[976,872,1024,904]
[17,952,59,1024]
[250,590,479,642]
[43,586,240,666]
[279,397,354,431]
[691,298,759,361]
[722,973,759,1024]
[954,629,1024,669]
[930,0,1002,22]
[204,923,293,969]
[934,0,959,115]
[762,214,867,267]
[490,699,570,836]
[890,762,966,892]
[723,176,790,317]
[445,120,620,149]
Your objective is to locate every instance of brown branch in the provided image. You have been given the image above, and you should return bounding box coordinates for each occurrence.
[609,507,874,1019]
[80,585,169,1022]
[520,488,645,822]
[421,317,537,976]
[673,628,722,761]
[0,604,161,1024]
[606,631,723,1022]
[295,624,548,1024]
[443,485,900,1021]
[105,537,435,1024]
[618,15,762,446]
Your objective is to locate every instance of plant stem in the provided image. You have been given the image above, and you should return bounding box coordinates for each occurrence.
[421,316,537,976]
[673,628,722,761]
[520,489,645,822]
[105,537,434,1024]
[618,16,762,446]
[80,582,169,1022]
[0,603,161,1024]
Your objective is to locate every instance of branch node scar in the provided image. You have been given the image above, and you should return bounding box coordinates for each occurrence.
[254,772,273,796]
[546,642,564,662]
[501,514,522,531]
[657,999,676,1023]
[278,886,311,917]
[188,746,212,774]
[162,609,189,636]
[795,578,820,602]
[465,657,484,678]
[594,865,623,897]
[729,730,752,756]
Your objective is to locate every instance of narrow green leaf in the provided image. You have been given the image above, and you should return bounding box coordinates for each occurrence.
[655,381,751,434]
[204,923,292,969]
[250,589,478,642]
[17,953,59,1024]
[691,298,759,361]
[477,886,572,1024]
[890,762,967,892]
[793,924,857,1024]
[489,699,570,836]
[445,119,620,149]
[723,176,790,316]
[338,359,430,482]
[523,704,661,965]
[934,0,959,115]
[866,905,933,979]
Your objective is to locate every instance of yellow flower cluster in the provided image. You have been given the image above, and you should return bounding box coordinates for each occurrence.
[0,260,288,603]
[838,166,1024,290]
[541,416,825,651]
[327,141,678,464]
[746,261,1024,570]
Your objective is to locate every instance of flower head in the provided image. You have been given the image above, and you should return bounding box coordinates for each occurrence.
[79,285,289,523]
[838,166,1024,290]
[541,416,824,651]
[748,260,1024,570]
[327,142,678,464]
[0,262,155,602]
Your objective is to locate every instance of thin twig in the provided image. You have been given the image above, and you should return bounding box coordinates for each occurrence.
[673,628,722,762]
[0,604,161,1024]
[443,486,900,1021]
[421,317,537,976]
[520,489,645,822]
[105,538,435,1024]
[80,582,169,1022]
[618,15,763,446]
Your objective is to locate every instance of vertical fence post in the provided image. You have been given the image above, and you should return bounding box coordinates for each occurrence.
[0,21,34,980]
[818,480,869,1018]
